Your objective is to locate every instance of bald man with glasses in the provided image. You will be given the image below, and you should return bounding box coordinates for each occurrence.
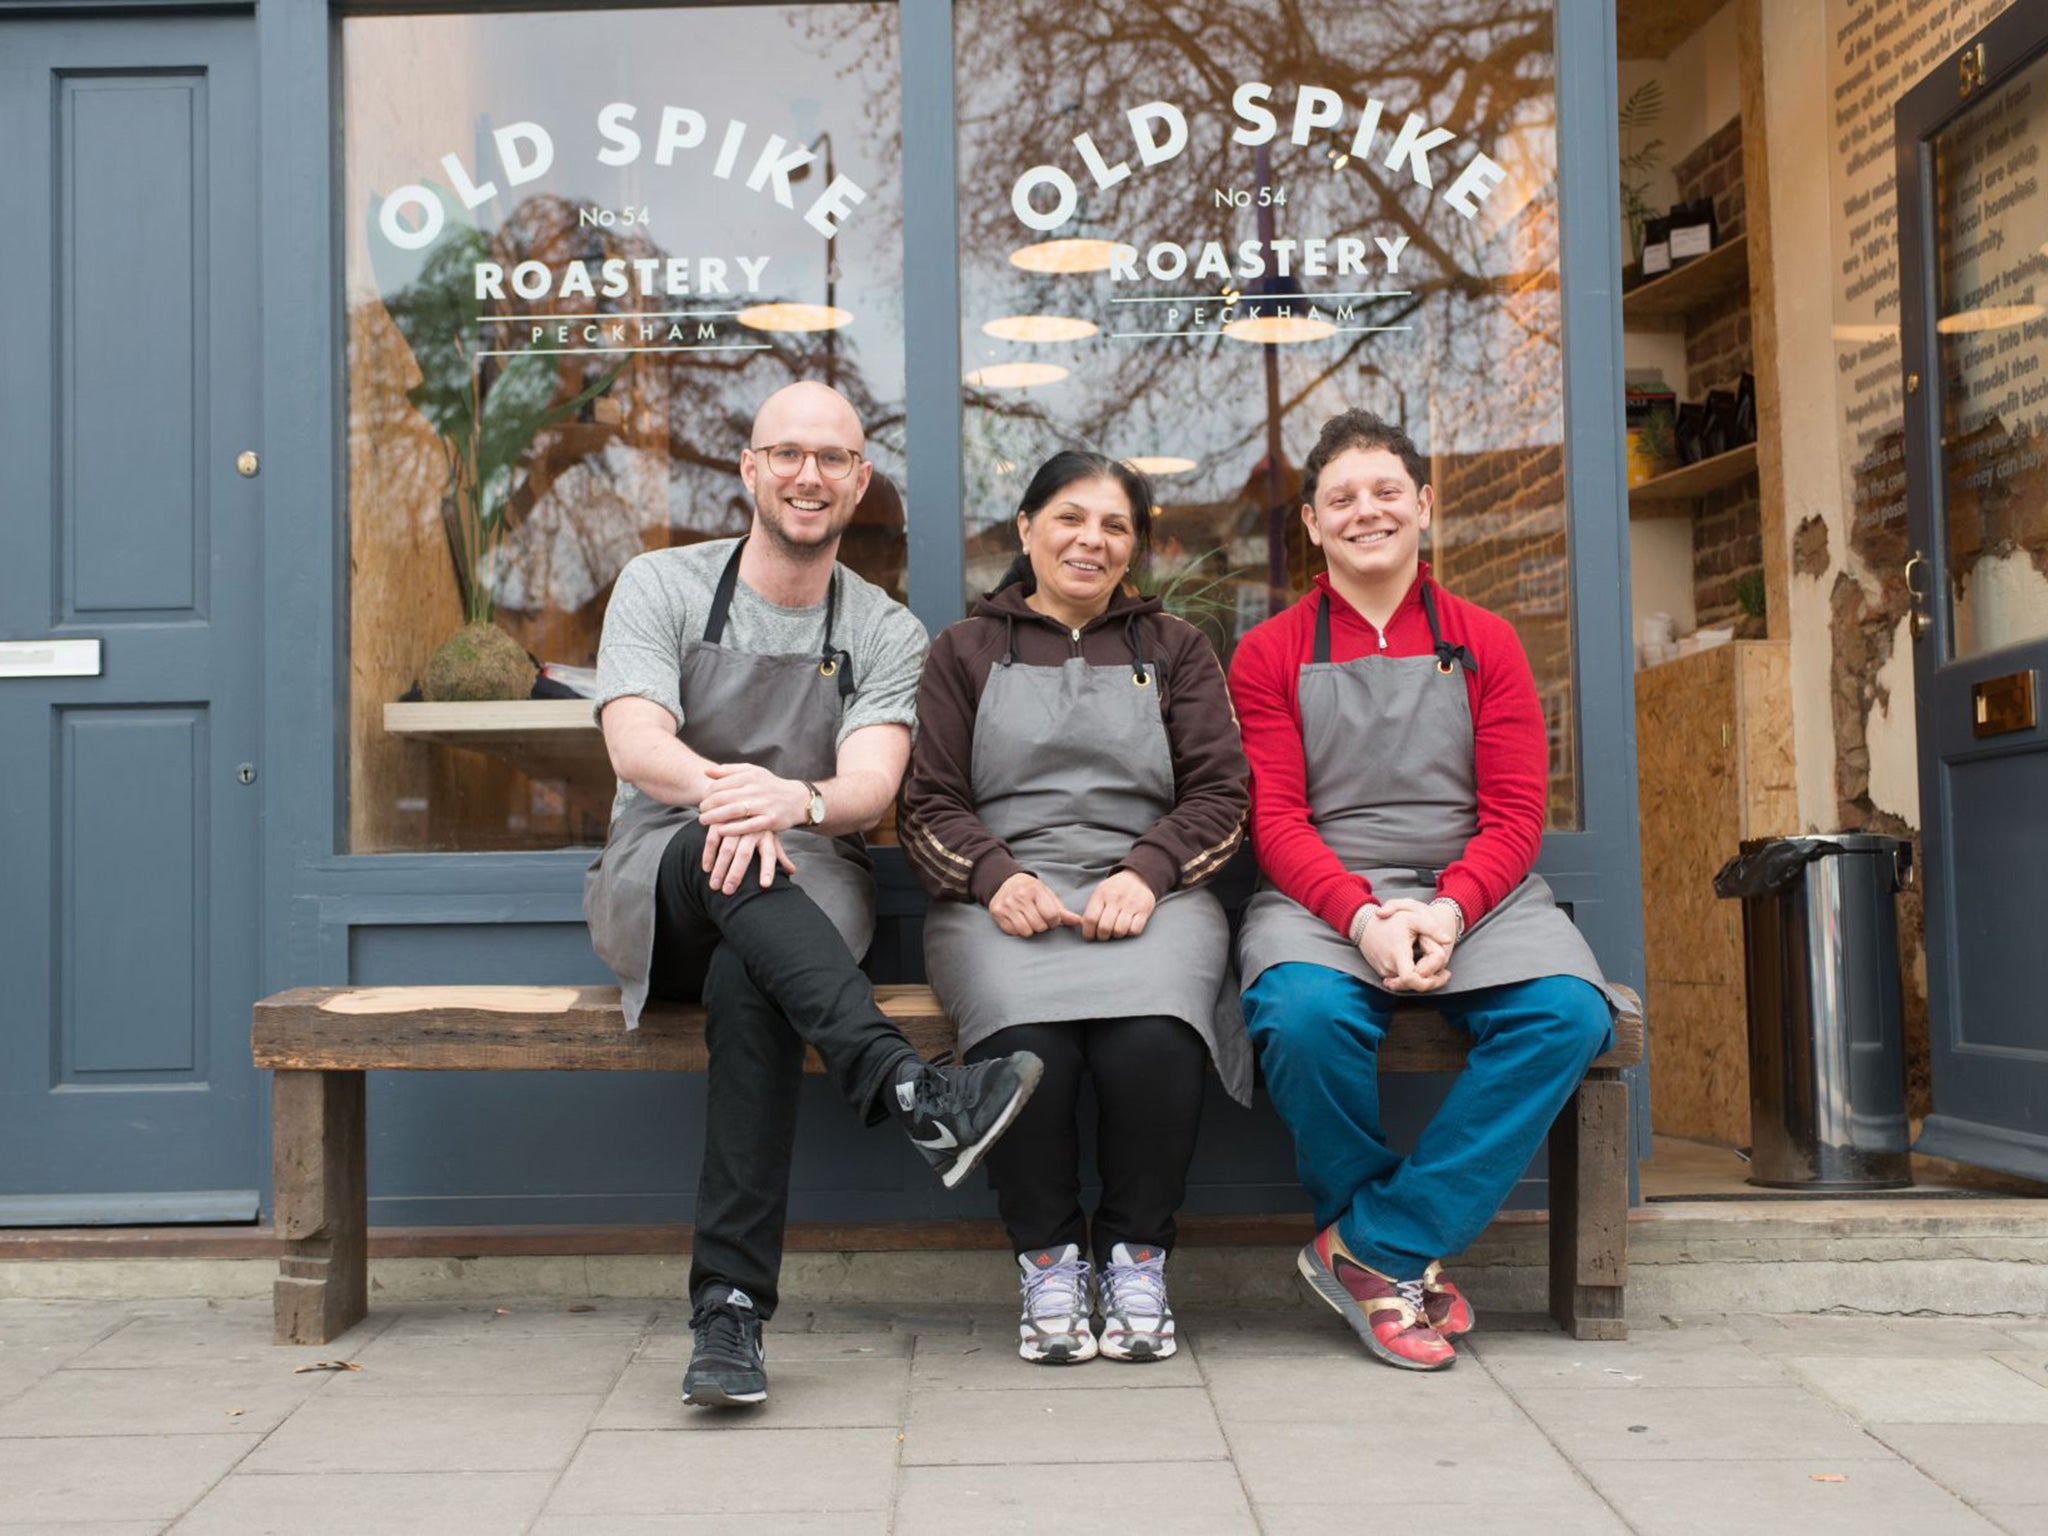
[585,381,1043,1408]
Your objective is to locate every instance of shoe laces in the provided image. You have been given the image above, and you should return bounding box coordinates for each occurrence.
[901,1064,963,1121]
[1022,1255,1091,1319]
[1103,1258,1167,1319]
[1395,1278,1431,1327]
[690,1300,754,1358]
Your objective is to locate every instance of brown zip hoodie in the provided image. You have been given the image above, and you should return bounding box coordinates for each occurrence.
[899,582,1249,905]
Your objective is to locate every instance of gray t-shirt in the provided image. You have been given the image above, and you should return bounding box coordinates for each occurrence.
[594,537,928,814]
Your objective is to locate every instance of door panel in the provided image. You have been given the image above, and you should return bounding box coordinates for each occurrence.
[1899,6,2048,1181]
[0,16,262,1222]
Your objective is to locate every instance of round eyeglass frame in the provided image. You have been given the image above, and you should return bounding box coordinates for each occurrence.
[750,443,864,480]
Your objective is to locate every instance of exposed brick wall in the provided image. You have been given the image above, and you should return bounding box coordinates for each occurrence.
[1671,116,1763,634]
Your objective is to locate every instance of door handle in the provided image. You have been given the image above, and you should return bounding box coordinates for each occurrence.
[1905,551,1932,642]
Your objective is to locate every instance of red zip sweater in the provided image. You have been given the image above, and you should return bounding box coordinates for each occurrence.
[1227,564,1548,939]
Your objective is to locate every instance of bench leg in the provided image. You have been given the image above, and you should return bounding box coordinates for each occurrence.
[272,1069,368,1345]
[1548,1070,1630,1341]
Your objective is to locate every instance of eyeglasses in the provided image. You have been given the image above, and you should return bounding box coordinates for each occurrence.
[751,443,863,480]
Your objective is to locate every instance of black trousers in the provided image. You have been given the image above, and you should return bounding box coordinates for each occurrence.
[964,1014,1208,1264]
[649,820,917,1317]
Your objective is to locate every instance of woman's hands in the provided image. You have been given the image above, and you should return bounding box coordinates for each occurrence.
[989,873,1082,937]
[1080,869,1156,940]
[989,869,1157,941]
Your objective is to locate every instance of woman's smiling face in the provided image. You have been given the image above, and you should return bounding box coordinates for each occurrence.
[1020,475,1138,620]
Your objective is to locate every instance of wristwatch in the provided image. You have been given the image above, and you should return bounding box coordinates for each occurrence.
[803,781,826,827]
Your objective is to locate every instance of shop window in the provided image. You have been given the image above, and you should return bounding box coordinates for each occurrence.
[947,0,1582,827]
[341,5,903,852]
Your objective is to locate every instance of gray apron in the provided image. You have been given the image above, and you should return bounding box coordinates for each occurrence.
[583,540,875,1028]
[921,629,1252,1105]
[1237,584,1618,1009]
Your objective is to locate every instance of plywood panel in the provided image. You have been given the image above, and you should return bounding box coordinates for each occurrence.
[1636,644,1740,987]
[1645,978,1750,1144]
[1736,640,1797,838]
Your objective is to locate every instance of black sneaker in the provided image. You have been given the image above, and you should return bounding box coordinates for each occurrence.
[891,1052,1044,1189]
[680,1283,767,1407]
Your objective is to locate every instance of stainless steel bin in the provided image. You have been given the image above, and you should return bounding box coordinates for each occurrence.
[1713,834,1914,1190]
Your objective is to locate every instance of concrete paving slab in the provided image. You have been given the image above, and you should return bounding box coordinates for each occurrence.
[900,1383,1227,1466]
[333,1330,637,1397]
[0,1299,138,1346]
[546,1427,901,1515]
[1512,1386,1896,1462]
[0,1433,262,1524]
[240,1392,601,1474]
[0,1339,101,1408]
[0,1524,164,1535]
[1992,1353,2048,1392]
[909,1333,1201,1390]
[1981,1505,2048,1535]
[1784,1356,2048,1423]
[1867,1423,2048,1506]
[1201,1350,1528,1424]
[896,1461,1256,1535]
[1466,1322,1796,1390]
[373,1301,657,1340]
[1224,1416,1592,1502]
[0,1364,324,1437]
[1180,1311,1361,1358]
[595,1357,908,1430]
[635,1329,911,1365]
[1732,1315,2034,1357]
[1577,1456,2002,1534]
[168,1471,554,1535]
[69,1307,389,1370]
[532,1516,887,1535]
[1256,1494,1632,1534]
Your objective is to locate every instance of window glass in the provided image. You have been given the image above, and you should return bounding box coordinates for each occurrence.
[1932,50,2048,663]
[945,0,1581,825]
[342,5,903,852]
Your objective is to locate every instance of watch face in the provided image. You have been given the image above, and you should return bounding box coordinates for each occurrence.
[809,792,826,825]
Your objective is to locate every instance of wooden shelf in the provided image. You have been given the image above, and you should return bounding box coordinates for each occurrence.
[1629,442,1758,513]
[384,699,609,784]
[1622,235,1750,327]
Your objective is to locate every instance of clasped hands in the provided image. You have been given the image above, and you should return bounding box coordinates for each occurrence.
[1356,897,1459,992]
[695,762,810,894]
[990,869,1154,942]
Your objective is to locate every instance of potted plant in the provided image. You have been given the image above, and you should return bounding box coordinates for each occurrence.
[369,191,620,700]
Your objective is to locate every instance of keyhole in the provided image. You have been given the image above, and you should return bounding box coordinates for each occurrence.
[237,764,257,785]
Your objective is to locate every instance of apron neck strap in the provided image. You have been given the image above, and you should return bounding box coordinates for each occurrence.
[1314,583,1476,676]
[1420,580,1478,677]
[703,537,856,697]
[1125,611,1150,685]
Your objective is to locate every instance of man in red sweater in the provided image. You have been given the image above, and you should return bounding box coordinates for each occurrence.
[1230,409,1616,1371]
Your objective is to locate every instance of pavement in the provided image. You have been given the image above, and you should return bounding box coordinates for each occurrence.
[1,1295,2045,1534]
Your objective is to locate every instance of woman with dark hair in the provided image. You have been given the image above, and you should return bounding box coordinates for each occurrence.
[900,450,1250,1364]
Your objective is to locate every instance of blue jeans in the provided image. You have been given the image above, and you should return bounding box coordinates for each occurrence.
[1243,964,1613,1282]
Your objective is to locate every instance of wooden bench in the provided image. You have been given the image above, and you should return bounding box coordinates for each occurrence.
[253,983,1644,1346]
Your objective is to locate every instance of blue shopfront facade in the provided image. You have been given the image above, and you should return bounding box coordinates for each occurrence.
[0,0,1643,1229]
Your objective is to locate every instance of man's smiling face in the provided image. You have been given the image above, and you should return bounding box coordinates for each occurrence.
[1302,445,1433,588]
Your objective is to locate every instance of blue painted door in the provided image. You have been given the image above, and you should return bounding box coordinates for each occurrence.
[1898,5,2048,1183]
[0,15,263,1223]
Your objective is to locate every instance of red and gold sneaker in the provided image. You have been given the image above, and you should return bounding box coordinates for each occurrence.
[1421,1260,1475,1338]
[1296,1226,1455,1371]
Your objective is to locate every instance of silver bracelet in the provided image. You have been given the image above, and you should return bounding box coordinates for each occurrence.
[1346,905,1373,945]
[1430,896,1467,939]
